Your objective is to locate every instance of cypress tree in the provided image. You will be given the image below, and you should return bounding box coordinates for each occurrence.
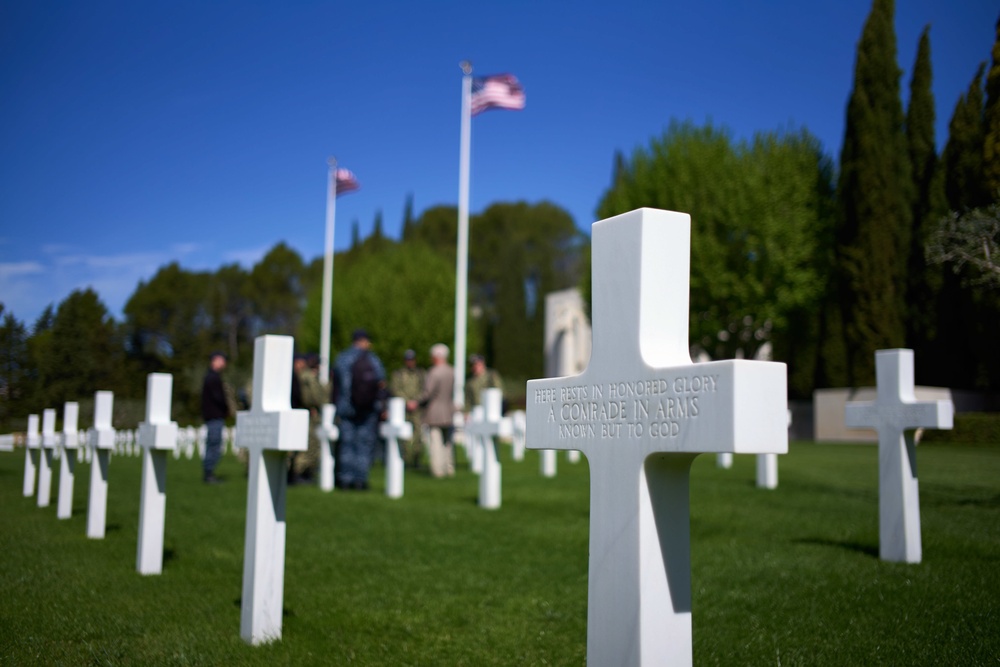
[943,64,987,210]
[401,193,416,241]
[350,219,361,249]
[904,26,946,370]
[836,0,912,385]
[983,15,1000,198]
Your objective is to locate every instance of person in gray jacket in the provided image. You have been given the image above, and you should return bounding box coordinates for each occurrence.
[408,343,455,478]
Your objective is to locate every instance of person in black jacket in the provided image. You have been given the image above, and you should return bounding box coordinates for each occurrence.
[201,352,229,484]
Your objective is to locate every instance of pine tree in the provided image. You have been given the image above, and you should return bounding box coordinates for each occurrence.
[835,0,912,385]
[982,15,1000,199]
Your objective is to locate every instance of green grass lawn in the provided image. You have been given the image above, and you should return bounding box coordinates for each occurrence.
[1,439,998,665]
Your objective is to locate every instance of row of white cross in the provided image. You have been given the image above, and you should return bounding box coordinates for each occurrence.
[11,208,954,666]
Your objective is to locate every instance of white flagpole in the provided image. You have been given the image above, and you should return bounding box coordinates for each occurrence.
[454,61,472,410]
[319,157,337,386]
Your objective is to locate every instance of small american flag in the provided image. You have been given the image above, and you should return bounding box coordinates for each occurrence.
[470,74,526,116]
[335,168,360,195]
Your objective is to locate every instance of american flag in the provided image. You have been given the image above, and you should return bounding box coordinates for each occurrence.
[470,74,526,116]
[335,168,360,195]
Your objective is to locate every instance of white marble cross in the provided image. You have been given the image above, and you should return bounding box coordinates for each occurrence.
[510,410,526,461]
[22,414,40,497]
[526,208,788,666]
[845,349,952,563]
[57,402,80,520]
[380,397,413,499]
[87,391,116,539]
[236,335,308,645]
[466,388,511,509]
[137,373,178,575]
[37,409,58,508]
[317,404,339,492]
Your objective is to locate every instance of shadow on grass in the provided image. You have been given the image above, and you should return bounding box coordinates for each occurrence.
[794,537,878,558]
[164,548,176,563]
[956,493,1000,508]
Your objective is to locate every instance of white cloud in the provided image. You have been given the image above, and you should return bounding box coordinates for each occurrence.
[171,242,202,255]
[0,261,44,279]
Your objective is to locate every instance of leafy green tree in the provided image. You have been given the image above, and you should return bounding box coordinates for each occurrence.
[469,202,584,379]
[407,205,459,263]
[926,202,1000,288]
[40,289,124,408]
[207,263,252,363]
[0,306,29,428]
[124,262,210,373]
[835,0,912,385]
[596,121,835,394]
[299,242,477,377]
[247,242,306,337]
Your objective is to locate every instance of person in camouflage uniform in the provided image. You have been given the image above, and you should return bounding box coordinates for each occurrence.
[464,354,503,411]
[390,349,425,468]
[290,353,325,484]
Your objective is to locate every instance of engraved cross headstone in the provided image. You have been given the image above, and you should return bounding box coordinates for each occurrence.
[526,208,788,666]
[57,402,80,520]
[137,373,178,575]
[466,388,510,509]
[37,409,57,508]
[380,397,413,499]
[23,414,40,497]
[87,391,116,539]
[236,335,308,645]
[317,404,339,492]
[845,349,952,563]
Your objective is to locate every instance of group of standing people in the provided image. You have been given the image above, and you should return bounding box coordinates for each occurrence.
[198,328,503,488]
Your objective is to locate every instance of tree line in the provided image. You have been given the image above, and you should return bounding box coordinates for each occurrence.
[1,0,997,431]
[596,2,1000,397]
[0,201,584,428]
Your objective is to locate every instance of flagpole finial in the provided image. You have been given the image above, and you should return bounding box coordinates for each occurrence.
[327,156,337,168]
[460,60,472,75]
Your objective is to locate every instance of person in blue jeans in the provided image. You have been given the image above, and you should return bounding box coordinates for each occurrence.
[201,352,229,484]
[332,329,386,490]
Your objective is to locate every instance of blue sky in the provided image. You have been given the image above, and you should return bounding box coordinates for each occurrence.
[1,1,996,327]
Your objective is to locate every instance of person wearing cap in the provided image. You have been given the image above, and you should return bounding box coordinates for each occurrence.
[331,328,386,490]
[390,349,426,468]
[408,343,456,478]
[201,351,230,484]
[464,354,503,411]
